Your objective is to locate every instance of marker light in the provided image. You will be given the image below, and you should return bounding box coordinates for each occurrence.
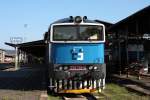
[59,66,63,70]
[74,16,82,23]
[93,66,98,70]
[88,66,93,70]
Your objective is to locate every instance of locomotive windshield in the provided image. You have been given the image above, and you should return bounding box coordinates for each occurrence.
[53,25,104,41]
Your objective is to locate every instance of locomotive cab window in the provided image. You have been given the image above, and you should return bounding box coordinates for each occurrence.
[52,25,104,42]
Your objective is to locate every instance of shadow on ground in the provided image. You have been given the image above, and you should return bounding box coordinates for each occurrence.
[0,64,47,91]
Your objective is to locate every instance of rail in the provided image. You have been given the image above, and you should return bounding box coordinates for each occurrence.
[61,93,98,100]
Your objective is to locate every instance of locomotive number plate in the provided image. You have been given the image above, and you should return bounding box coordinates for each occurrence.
[69,65,86,71]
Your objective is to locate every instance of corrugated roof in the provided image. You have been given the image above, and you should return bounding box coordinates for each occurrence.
[109,5,150,31]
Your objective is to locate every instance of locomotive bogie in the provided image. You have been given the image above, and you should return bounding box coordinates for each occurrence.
[48,64,106,93]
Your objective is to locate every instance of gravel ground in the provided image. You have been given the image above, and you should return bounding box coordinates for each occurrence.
[0,64,47,100]
[0,90,42,100]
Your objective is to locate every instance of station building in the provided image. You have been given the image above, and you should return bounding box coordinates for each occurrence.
[0,49,15,63]
[5,50,15,63]
[0,49,5,63]
[109,5,150,73]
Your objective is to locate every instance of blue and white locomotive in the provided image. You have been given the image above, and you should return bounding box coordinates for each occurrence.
[47,16,106,93]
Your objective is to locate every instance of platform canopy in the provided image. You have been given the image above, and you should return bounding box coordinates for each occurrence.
[5,40,46,57]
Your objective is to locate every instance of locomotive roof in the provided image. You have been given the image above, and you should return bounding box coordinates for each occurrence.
[52,17,99,24]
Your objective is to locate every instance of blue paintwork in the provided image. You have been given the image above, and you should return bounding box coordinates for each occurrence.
[51,43,104,64]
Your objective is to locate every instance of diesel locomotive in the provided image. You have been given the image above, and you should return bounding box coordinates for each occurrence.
[46,16,106,94]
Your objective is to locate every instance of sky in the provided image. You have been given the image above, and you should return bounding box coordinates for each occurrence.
[0,0,150,49]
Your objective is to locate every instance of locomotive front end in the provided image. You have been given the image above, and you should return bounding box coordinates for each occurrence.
[48,16,106,93]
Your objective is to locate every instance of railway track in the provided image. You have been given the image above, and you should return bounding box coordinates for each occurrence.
[140,73,150,79]
[60,93,100,100]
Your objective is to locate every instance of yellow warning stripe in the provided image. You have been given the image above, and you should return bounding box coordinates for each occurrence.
[59,89,96,94]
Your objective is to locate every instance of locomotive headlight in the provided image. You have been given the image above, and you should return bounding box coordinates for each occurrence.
[59,66,63,70]
[93,66,98,70]
[74,16,82,23]
[88,66,93,70]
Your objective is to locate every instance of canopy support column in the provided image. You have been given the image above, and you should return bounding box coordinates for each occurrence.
[15,47,19,70]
